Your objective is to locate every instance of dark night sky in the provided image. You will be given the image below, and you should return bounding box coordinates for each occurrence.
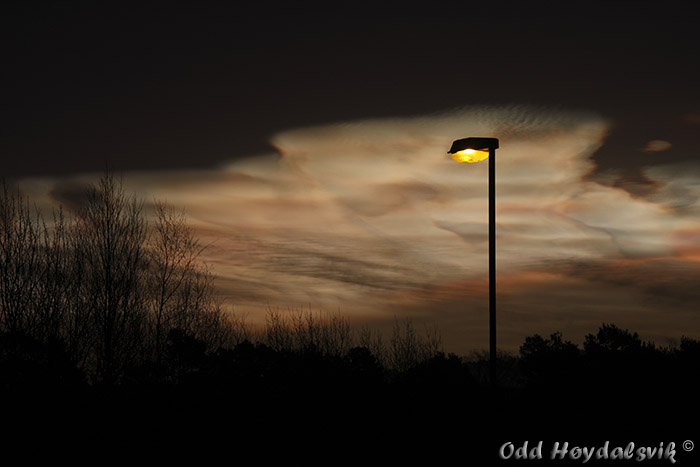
[2,1,699,179]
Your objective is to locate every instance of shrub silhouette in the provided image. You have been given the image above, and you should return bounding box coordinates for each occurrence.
[346,345,383,387]
[672,336,700,395]
[579,323,663,399]
[0,330,85,394]
[396,351,476,394]
[519,331,581,391]
[164,328,208,385]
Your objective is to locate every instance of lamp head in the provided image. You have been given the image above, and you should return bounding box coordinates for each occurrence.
[448,137,499,163]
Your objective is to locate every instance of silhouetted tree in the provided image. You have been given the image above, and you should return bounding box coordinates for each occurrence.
[519,331,580,390]
[0,184,75,351]
[583,322,643,353]
[388,317,442,372]
[0,183,42,336]
[262,307,354,357]
[164,328,207,385]
[679,336,700,357]
[579,323,668,403]
[34,209,73,345]
[346,346,383,384]
[398,352,475,391]
[675,336,700,394]
[72,174,148,385]
[146,202,217,366]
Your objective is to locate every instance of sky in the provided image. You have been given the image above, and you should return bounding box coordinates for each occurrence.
[3,1,700,354]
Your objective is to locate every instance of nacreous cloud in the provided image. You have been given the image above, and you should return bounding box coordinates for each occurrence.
[20,106,700,353]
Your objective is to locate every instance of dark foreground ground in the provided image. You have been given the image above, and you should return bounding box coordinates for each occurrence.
[5,382,697,465]
[3,336,698,466]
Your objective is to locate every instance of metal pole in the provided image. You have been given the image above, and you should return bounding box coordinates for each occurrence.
[489,146,497,387]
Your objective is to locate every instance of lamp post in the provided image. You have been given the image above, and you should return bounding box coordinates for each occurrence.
[448,137,499,386]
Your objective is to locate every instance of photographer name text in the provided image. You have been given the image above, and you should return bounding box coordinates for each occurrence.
[499,441,677,463]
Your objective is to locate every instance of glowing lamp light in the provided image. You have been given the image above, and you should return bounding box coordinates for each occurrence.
[448,137,499,163]
[450,148,489,163]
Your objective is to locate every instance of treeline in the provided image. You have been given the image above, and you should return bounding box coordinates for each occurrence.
[513,323,700,400]
[2,174,699,409]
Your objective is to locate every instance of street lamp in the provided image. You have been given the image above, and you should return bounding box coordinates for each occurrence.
[448,137,499,386]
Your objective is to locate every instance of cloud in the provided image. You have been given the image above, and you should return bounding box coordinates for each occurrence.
[641,139,672,152]
[15,106,700,353]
